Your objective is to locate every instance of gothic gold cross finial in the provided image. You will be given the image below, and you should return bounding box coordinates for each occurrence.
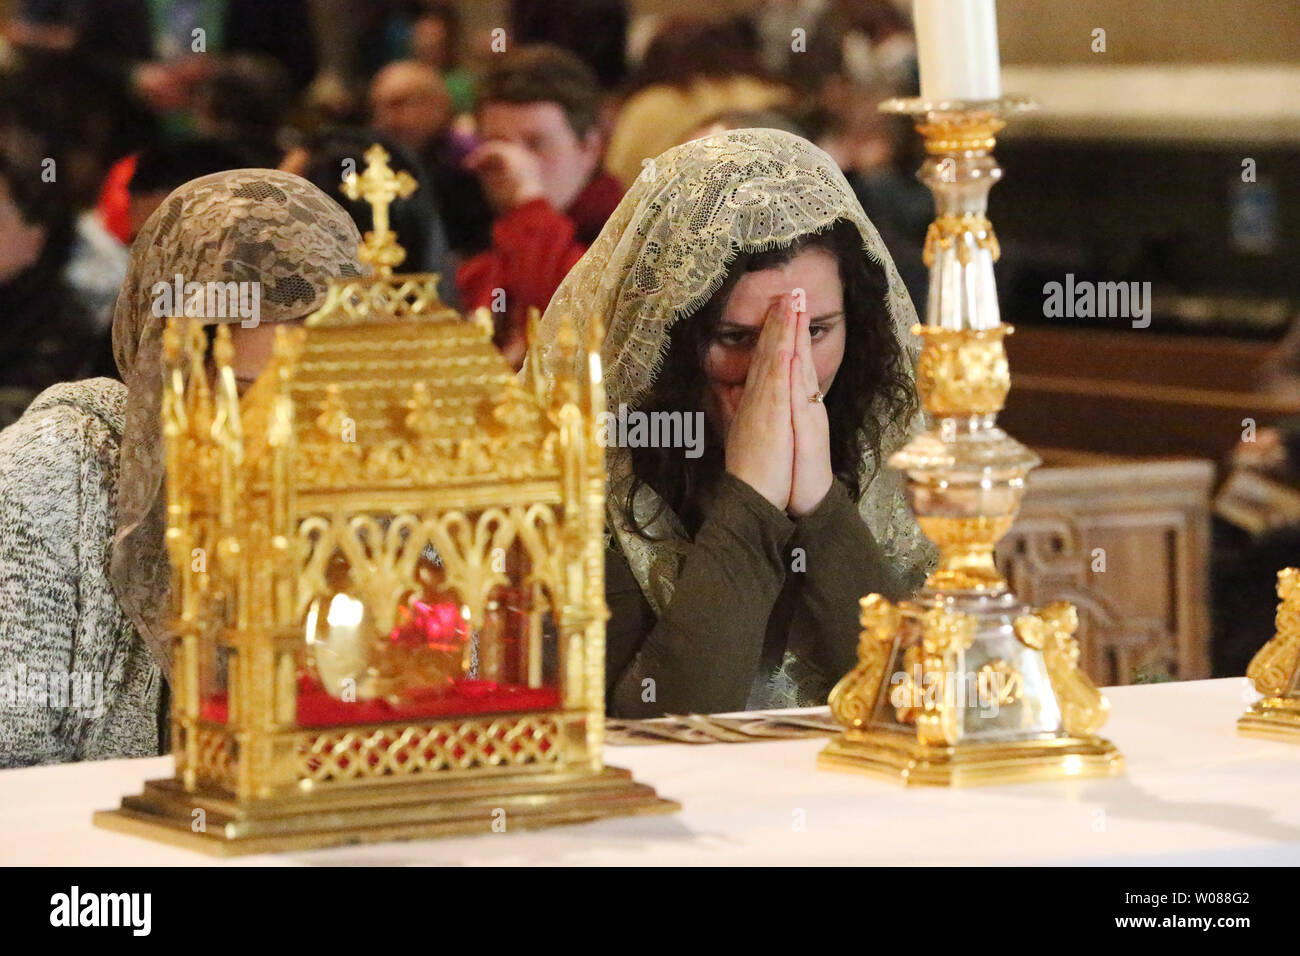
[341,144,418,276]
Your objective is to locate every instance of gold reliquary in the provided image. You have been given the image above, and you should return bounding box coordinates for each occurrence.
[94,145,676,854]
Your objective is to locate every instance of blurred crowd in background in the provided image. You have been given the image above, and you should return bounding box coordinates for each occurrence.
[0,0,932,425]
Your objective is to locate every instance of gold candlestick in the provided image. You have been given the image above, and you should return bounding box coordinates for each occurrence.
[818,97,1124,786]
[1238,568,1300,742]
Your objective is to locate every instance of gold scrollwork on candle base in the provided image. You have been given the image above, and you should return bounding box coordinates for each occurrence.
[914,606,976,746]
[913,324,1012,417]
[1246,567,1300,697]
[890,644,922,725]
[1238,567,1300,743]
[828,594,900,729]
[1014,602,1109,737]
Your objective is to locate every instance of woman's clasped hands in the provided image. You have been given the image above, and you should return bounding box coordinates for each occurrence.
[719,292,834,518]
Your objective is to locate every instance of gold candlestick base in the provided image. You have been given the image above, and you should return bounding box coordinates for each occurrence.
[1237,568,1300,743]
[818,594,1123,787]
[1238,702,1300,743]
[818,97,1123,787]
[819,730,1121,788]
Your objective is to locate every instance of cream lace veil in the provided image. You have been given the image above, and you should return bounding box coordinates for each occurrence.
[524,128,938,616]
[110,169,363,678]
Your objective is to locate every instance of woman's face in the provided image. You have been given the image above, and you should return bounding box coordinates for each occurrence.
[702,247,847,436]
[225,319,309,395]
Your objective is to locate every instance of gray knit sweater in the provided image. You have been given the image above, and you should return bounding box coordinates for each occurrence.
[0,378,163,767]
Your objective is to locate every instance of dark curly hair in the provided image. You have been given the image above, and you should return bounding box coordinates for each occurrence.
[619,218,917,539]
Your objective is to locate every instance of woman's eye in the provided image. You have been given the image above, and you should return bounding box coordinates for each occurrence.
[716,331,754,347]
[809,324,829,339]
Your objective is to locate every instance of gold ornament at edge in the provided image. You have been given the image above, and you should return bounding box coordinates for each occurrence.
[1246,567,1300,697]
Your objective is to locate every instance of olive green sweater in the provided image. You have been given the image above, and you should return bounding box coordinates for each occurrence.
[604,471,911,718]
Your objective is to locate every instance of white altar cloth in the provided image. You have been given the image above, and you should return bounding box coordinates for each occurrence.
[2,678,1298,866]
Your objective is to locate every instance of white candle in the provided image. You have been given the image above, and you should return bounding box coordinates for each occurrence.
[913,0,1002,102]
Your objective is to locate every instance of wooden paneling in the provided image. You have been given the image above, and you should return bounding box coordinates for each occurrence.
[998,454,1214,685]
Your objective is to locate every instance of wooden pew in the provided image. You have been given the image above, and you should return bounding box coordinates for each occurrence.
[1001,326,1300,463]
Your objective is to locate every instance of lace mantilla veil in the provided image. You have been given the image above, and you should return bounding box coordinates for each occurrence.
[111,170,363,679]
[524,128,939,705]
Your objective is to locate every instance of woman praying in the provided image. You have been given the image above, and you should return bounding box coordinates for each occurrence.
[527,128,938,717]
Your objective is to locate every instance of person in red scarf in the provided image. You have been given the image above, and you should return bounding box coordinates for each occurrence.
[457,45,624,369]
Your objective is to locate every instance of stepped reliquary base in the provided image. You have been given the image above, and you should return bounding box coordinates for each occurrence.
[94,767,678,856]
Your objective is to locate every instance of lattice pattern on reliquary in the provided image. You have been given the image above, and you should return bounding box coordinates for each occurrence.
[295,714,566,784]
[182,726,239,791]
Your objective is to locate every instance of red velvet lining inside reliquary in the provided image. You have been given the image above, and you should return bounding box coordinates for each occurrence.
[199,677,561,727]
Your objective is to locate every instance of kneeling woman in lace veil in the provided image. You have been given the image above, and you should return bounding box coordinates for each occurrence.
[0,171,361,766]
[528,128,938,716]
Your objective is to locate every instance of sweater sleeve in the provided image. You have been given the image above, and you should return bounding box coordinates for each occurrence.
[0,492,80,768]
[604,471,797,717]
[788,478,910,682]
